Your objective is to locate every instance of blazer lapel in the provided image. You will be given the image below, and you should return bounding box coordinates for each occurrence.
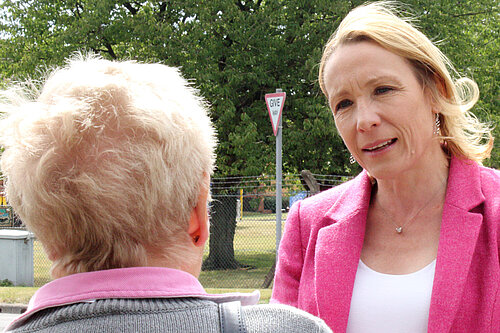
[428,157,485,333]
[314,172,372,332]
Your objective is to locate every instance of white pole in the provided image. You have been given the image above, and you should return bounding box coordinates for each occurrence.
[275,88,283,257]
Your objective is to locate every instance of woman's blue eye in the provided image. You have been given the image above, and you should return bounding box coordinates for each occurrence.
[375,87,392,94]
[336,99,353,111]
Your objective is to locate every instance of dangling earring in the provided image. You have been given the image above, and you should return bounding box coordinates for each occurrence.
[433,113,441,136]
[349,154,356,164]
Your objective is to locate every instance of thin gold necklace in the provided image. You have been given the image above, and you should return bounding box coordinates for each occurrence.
[377,184,445,234]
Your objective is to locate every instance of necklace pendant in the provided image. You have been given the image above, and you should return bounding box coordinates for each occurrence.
[395,226,403,234]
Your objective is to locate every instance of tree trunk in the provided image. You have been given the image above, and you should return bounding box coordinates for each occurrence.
[202,195,242,270]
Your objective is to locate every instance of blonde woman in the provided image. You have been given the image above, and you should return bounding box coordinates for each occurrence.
[0,55,331,332]
[271,2,499,332]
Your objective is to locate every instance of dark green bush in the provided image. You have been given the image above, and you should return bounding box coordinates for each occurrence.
[0,279,13,286]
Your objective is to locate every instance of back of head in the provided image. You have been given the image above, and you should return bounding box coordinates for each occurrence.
[319,1,493,163]
[0,54,216,276]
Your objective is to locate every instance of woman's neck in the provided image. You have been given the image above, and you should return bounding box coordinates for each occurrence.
[374,151,449,215]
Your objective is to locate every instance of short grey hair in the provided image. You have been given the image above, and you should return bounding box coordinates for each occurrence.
[0,54,216,275]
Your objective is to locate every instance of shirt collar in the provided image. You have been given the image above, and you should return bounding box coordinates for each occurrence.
[7,267,260,331]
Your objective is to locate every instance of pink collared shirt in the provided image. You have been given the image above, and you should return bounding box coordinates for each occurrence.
[5,267,260,331]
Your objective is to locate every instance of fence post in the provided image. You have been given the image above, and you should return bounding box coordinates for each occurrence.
[239,188,243,221]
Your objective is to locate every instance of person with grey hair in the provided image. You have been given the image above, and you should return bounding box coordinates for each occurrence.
[0,55,331,333]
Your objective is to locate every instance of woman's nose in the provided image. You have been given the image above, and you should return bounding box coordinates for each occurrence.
[356,102,381,132]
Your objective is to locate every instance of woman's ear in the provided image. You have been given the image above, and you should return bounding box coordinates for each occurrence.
[187,175,210,247]
[434,75,447,99]
[425,74,446,114]
[429,74,447,106]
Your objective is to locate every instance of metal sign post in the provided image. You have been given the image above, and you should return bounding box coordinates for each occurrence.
[275,104,282,255]
[265,89,286,257]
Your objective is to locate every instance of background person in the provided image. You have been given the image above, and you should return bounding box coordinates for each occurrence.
[0,54,331,333]
[271,2,499,332]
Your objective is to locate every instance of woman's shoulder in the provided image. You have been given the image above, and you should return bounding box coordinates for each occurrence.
[478,163,500,186]
[449,157,499,193]
[449,157,499,211]
[477,164,500,214]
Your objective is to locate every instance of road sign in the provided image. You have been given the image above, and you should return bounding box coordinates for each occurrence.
[265,88,285,257]
[265,92,286,136]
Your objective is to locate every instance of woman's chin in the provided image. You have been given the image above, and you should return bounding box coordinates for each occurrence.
[361,161,402,181]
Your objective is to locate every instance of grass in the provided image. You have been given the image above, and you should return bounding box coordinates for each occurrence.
[5,211,283,304]
[0,287,272,304]
[205,288,272,304]
[33,241,52,286]
[0,287,37,304]
[200,212,285,288]
[199,251,275,288]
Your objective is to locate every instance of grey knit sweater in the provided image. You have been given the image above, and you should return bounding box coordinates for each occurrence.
[8,298,332,332]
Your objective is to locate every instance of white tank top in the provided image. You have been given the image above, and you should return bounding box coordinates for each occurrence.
[346,259,436,333]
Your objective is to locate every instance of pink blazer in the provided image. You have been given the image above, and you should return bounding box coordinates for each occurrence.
[271,157,500,332]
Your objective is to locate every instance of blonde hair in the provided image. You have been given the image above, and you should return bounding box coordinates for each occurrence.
[318,1,493,163]
[0,54,216,275]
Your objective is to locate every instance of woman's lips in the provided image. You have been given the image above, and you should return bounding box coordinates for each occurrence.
[362,138,397,152]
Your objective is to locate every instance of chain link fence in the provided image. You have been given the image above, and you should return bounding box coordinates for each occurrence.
[199,173,350,289]
[0,173,350,288]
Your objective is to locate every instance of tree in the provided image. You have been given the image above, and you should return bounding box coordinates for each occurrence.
[202,194,241,270]
[409,0,499,167]
[0,0,497,269]
[0,0,358,271]
[0,0,497,173]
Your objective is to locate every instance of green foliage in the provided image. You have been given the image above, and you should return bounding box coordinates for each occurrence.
[263,196,275,212]
[247,197,260,212]
[0,0,497,174]
[0,279,13,287]
[408,0,499,167]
